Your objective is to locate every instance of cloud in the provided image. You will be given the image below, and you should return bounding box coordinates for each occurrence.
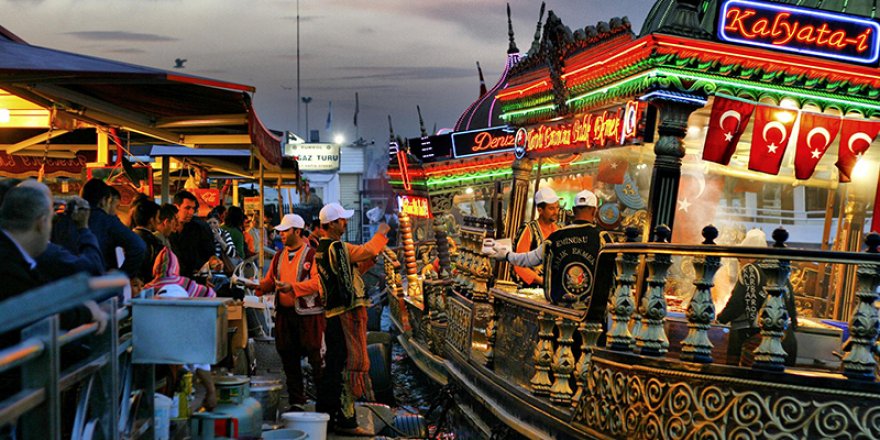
[63,31,178,42]
[105,47,147,54]
[329,66,473,82]
[357,27,376,34]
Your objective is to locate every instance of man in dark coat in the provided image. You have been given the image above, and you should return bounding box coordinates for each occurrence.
[169,190,215,277]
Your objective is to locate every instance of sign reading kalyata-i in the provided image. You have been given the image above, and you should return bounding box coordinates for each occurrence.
[718,0,880,65]
[285,143,341,171]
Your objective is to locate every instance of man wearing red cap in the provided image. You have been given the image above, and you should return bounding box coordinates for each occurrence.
[239,213,325,409]
[512,187,560,288]
[315,202,390,435]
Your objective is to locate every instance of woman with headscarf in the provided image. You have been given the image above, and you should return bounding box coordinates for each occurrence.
[717,228,798,367]
[145,247,216,298]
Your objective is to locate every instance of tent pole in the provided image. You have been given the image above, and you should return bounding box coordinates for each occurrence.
[259,162,265,271]
[161,156,170,204]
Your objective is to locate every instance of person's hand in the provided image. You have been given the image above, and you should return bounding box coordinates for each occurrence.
[68,197,91,229]
[275,280,292,293]
[83,300,109,335]
[377,222,391,236]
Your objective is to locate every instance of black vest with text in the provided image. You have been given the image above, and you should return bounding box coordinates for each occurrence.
[543,220,611,317]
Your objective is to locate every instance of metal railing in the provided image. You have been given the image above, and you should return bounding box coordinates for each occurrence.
[0,273,149,440]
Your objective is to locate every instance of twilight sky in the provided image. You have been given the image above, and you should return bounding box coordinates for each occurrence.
[4,0,650,147]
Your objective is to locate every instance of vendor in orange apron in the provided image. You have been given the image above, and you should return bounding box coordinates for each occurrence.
[242,213,325,408]
[512,188,560,288]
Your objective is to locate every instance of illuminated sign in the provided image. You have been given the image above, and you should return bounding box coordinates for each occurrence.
[525,101,645,156]
[451,126,515,158]
[285,143,340,171]
[398,195,432,218]
[514,127,528,159]
[718,0,880,65]
[409,135,453,163]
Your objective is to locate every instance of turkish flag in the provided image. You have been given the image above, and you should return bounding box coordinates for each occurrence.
[702,97,755,165]
[836,119,880,183]
[794,113,841,180]
[749,106,798,175]
[596,157,628,184]
[672,170,725,244]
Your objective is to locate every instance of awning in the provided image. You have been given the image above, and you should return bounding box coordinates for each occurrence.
[0,26,285,169]
[147,145,298,181]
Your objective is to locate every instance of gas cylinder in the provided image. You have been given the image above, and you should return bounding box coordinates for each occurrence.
[209,375,262,438]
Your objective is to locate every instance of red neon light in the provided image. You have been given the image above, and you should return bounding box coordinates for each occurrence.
[396,150,412,191]
[526,102,642,155]
[562,40,650,80]
[723,8,871,53]
[496,80,551,100]
[470,131,516,153]
[654,35,880,85]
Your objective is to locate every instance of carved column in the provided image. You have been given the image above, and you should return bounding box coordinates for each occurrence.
[550,317,577,405]
[644,97,705,237]
[607,228,641,351]
[681,226,721,363]
[752,228,792,371]
[530,312,555,397]
[497,158,534,283]
[399,212,422,300]
[484,293,497,369]
[636,225,672,356]
[843,233,880,380]
[572,322,603,408]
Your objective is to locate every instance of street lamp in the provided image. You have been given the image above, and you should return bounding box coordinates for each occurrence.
[333,133,345,145]
[301,96,312,139]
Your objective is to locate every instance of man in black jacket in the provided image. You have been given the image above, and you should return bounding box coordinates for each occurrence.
[170,190,215,277]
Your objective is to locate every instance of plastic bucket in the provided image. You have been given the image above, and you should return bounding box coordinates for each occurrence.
[261,428,308,439]
[153,393,172,440]
[281,412,330,440]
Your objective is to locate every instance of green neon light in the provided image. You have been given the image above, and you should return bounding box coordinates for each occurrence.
[565,70,656,106]
[654,68,880,112]
[500,103,556,121]
[426,169,513,188]
[539,157,600,170]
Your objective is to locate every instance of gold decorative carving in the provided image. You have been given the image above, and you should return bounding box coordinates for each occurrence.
[530,311,554,397]
[681,226,720,363]
[550,317,576,405]
[574,357,880,439]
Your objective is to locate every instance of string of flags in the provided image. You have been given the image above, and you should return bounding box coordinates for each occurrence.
[702,96,880,182]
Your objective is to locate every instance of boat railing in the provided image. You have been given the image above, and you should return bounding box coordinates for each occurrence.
[0,273,153,440]
[599,224,880,378]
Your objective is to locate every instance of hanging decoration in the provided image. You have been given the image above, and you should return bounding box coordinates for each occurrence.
[793,113,841,180]
[748,105,798,175]
[702,96,755,165]
[836,119,880,182]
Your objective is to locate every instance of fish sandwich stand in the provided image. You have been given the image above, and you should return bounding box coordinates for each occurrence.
[391,1,880,438]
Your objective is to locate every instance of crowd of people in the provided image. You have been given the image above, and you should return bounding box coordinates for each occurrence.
[0,177,391,436]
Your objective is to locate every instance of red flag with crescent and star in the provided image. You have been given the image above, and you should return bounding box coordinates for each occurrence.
[749,106,798,175]
[702,96,755,165]
[836,119,880,182]
[596,157,628,184]
[794,113,841,180]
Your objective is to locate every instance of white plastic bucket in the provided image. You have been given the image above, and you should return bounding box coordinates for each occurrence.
[154,393,173,440]
[261,428,308,439]
[281,412,330,440]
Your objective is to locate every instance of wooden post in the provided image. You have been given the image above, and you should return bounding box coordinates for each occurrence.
[161,156,170,204]
[232,180,240,207]
[636,225,672,356]
[842,232,880,380]
[277,176,283,218]
[681,225,721,363]
[607,227,641,351]
[259,162,265,270]
[753,227,792,371]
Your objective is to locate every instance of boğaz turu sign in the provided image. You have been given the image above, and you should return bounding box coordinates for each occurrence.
[718,0,880,65]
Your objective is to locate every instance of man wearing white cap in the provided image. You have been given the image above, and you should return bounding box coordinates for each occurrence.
[512,188,560,288]
[238,213,325,409]
[315,202,390,435]
[486,189,613,314]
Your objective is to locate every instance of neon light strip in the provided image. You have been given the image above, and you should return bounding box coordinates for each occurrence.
[496,80,550,100]
[654,68,880,111]
[718,0,880,65]
[564,70,656,105]
[426,169,513,187]
[639,90,708,106]
[656,39,880,83]
[561,40,650,80]
[500,103,556,120]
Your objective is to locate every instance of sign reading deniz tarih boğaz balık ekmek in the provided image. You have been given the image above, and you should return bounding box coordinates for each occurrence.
[718,0,880,65]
